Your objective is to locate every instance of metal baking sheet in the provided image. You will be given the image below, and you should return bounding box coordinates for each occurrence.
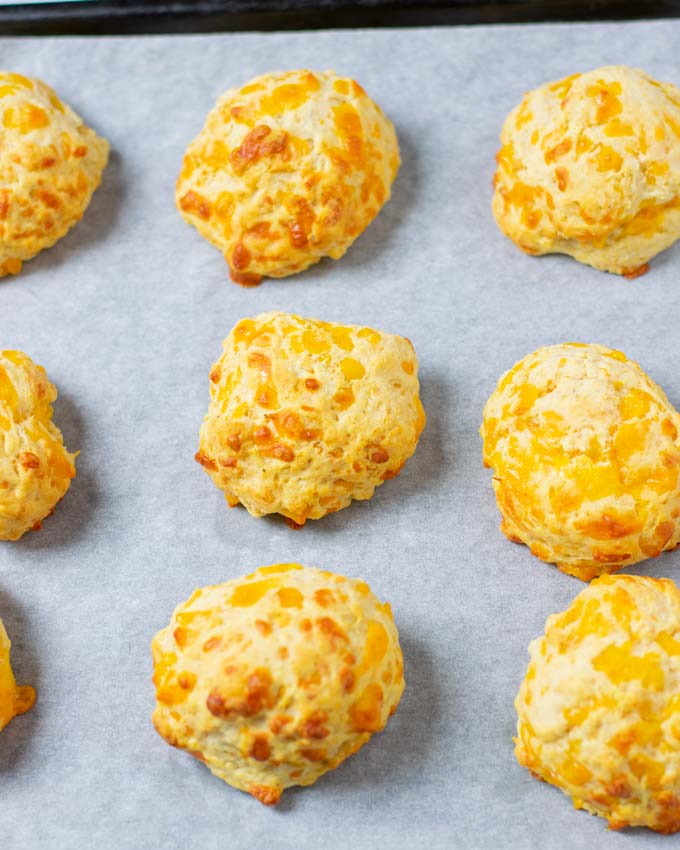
[4,2,678,38]
[1,20,680,849]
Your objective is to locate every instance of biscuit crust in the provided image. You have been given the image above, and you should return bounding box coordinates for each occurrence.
[0,71,109,277]
[0,350,76,540]
[197,312,425,525]
[176,69,399,284]
[0,618,35,733]
[516,574,680,833]
[493,66,680,275]
[482,343,680,580]
[151,563,404,804]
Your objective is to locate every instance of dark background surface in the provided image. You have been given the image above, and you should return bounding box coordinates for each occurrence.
[1,0,680,35]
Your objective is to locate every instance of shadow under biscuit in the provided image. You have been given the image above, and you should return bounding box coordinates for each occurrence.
[296,367,449,537]
[16,147,125,281]
[246,125,419,290]
[14,390,99,551]
[323,126,419,273]
[0,586,40,773]
[641,237,680,277]
[206,368,448,540]
[274,631,441,812]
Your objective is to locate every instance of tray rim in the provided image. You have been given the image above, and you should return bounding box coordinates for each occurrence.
[0,0,679,36]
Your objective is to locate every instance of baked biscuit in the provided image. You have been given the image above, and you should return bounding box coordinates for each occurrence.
[493,65,680,276]
[516,574,680,833]
[0,617,35,733]
[0,71,109,277]
[152,563,404,804]
[481,343,680,580]
[176,69,399,284]
[196,312,425,526]
[0,350,76,540]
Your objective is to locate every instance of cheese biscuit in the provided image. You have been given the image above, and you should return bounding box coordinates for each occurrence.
[197,312,425,525]
[152,563,404,804]
[0,71,109,277]
[516,574,680,832]
[493,66,680,276]
[0,618,35,733]
[482,343,680,580]
[0,350,76,540]
[176,69,399,284]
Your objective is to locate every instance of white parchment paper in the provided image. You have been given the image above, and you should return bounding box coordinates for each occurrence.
[1,20,680,850]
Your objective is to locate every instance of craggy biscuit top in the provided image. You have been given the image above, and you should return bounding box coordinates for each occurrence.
[176,69,399,284]
[493,66,680,275]
[0,618,35,732]
[197,312,425,526]
[516,574,680,833]
[0,71,109,277]
[151,563,404,804]
[482,343,680,580]
[0,350,76,540]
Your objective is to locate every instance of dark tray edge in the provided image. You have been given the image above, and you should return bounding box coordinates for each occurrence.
[0,0,679,35]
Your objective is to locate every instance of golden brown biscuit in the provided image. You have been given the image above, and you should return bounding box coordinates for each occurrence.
[0,71,109,277]
[516,574,680,833]
[0,350,76,540]
[0,617,35,733]
[493,65,680,276]
[196,312,425,526]
[151,563,404,804]
[176,69,399,285]
[481,343,680,580]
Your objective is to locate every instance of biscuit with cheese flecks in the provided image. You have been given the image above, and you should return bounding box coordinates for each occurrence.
[151,563,404,804]
[176,69,399,284]
[493,66,680,276]
[0,71,109,277]
[0,350,76,540]
[481,343,680,580]
[0,617,35,732]
[196,312,425,526]
[516,574,680,833]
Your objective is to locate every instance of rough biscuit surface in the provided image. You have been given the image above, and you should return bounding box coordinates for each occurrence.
[0,350,76,540]
[0,618,35,733]
[516,574,680,833]
[492,65,680,275]
[176,69,399,284]
[0,71,109,277]
[197,312,425,526]
[481,343,680,580]
[151,563,404,804]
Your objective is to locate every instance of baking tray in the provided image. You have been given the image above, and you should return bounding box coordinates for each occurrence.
[1,20,680,850]
[2,0,680,34]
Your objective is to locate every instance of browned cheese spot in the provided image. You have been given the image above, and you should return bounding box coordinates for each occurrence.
[249,734,271,762]
[230,125,289,174]
[206,668,274,717]
[195,450,217,471]
[369,447,389,463]
[300,710,329,740]
[249,784,281,806]
[255,619,272,636]
[179,190,212,220]
[19,451,40,470]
